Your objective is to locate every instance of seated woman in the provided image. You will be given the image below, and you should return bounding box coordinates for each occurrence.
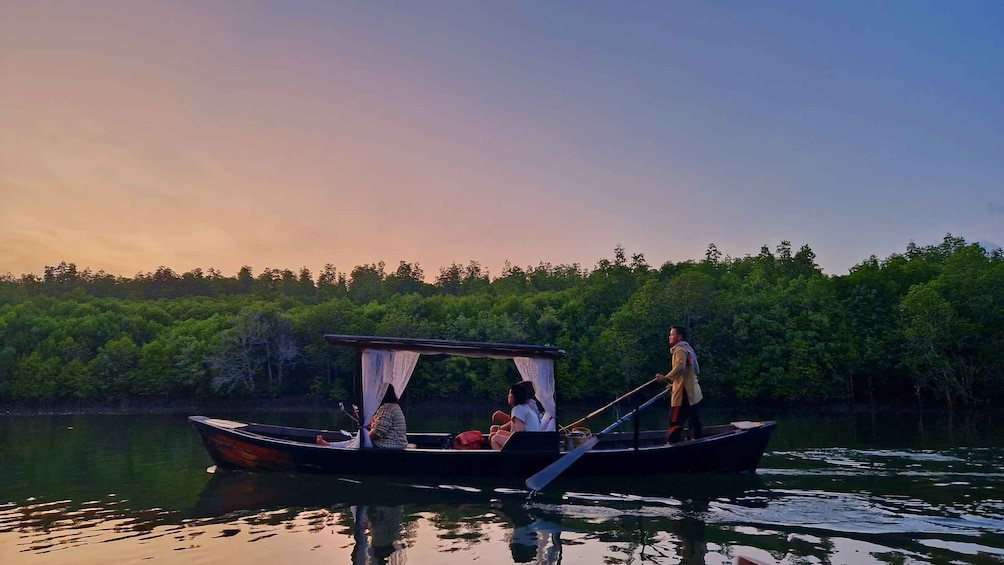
[491,380,541,427]
[318,384,408,449]
[490,383,541,450]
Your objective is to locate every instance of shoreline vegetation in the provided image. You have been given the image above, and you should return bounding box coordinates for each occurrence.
[2,235,1002,411]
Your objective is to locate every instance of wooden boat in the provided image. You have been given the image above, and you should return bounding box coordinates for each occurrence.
[189,335,775,484]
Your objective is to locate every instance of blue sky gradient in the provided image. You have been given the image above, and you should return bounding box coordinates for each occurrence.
[1,1,1001,278]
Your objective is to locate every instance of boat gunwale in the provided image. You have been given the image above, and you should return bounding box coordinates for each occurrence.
[190,415,775,455]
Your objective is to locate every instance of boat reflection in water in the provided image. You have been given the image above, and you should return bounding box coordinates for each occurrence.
[191,467,499,516]
[189,468,771,565]
[191,468,570,565]
[349,501,564,565]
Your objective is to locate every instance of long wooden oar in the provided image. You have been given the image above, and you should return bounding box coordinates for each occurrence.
[559,377,658,432]
[527,386,670,492]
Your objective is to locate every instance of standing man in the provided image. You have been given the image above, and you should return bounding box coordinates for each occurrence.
[655,325,703,443]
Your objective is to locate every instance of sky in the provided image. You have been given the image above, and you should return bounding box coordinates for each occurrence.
[2,1,1002,281]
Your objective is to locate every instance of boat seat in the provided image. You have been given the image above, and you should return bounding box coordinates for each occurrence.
[500,431,560,453]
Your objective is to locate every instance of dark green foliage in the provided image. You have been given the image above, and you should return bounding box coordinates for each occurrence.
[1,235,1001,409]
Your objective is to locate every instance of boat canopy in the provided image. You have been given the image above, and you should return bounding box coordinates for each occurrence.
[323,335,565,447]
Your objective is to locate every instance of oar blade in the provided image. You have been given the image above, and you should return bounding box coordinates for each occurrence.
[525,435,599,492]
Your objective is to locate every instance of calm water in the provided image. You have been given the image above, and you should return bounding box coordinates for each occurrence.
[2,407,1003,564]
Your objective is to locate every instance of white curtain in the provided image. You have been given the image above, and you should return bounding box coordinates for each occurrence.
[513,357,556,431]
[386,350,421,399]
[352,349,421,447]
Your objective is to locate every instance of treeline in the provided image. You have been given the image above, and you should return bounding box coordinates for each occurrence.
[1,236,1001,410]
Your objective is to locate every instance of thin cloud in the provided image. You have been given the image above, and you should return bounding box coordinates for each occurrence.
[990,202,1004,215]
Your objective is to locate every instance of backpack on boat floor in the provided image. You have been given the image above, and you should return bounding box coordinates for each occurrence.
[453,430,484,450]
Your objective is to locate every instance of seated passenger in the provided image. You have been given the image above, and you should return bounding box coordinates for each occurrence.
[491,380,542,426]
[317,384,408,449]
[490,383,541,450]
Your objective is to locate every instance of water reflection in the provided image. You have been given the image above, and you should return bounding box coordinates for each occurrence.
[559,482,719,565]
[190,470,562,564]
[343,500,565,565]
[672,517,707,564]
[4,412,1004,564]
[351,505,407,565]
[190,470,492,517]
[493,500,562,564]
[674,494,714,564]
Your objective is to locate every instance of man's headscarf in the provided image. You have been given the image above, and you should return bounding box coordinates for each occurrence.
[676,341,700,374]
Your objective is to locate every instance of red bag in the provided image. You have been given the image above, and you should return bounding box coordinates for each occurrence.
[453,430,484,450]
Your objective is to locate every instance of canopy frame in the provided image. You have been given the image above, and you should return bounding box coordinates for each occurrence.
[324,334,565,360]
[323,335,566,446]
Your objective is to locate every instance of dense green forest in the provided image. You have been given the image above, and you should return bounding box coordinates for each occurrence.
[1,235,1001,410]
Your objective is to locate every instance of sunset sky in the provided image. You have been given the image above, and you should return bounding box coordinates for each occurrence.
[2,1,1001,280]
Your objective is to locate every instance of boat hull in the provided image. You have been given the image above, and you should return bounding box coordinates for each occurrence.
[189,416,774,481]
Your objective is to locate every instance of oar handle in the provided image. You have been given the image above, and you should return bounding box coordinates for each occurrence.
[594,386,670,437]
[339,402,360,425]
[559,377,659,432]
